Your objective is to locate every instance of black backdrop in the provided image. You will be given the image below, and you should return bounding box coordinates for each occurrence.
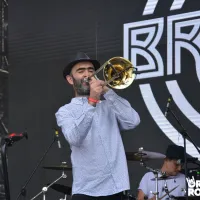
[8,0,200,199]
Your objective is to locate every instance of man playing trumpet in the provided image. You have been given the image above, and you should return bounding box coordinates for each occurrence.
[56,52,140,200]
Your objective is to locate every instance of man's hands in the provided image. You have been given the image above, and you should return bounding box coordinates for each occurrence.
[89,77,109,100]
[87,77,109,106]
[137,190,156,200]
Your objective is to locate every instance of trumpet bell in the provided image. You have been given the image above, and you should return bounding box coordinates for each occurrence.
[103,57,136,89]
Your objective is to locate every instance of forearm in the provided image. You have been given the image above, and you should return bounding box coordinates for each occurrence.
[104,89,140,130]
[137,189,150,200]
[56,103,95,147]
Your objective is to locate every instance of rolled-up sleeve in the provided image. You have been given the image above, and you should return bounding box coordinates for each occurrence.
[103,89,140,130]
[55,103,95,147]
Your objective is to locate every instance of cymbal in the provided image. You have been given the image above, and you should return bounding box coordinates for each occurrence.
[126,150,166,161]
[43,164,72,171]
[49,184,71,195]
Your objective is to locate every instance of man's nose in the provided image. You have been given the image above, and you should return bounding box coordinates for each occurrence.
[83,70,92,77]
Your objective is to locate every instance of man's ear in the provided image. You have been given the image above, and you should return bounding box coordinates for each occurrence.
[66,75,73,85]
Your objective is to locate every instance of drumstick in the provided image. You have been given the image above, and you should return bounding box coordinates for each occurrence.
[159,185,179,200]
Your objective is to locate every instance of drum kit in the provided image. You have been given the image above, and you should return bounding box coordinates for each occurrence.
[30,148,198,200]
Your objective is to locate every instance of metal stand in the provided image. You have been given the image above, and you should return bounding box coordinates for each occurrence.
[140,159,180,200]
[138,147,167,200]
[140,161,161,200]
[0,138,10,200]
[30,171,67,200]
[138,147,165,200]
[60,194,67,200]
[16,133,59,200]
[163,181,171,199]
[166,106,200,200]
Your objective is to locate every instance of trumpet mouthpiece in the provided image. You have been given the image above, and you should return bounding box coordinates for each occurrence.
[83,77,90,83]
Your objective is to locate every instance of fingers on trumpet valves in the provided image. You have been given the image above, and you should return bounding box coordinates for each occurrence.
[99,80,105,87]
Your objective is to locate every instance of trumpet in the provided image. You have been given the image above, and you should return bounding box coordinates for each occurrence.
[84,57,137,89]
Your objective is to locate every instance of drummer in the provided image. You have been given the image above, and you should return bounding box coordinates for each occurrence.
[137,144,186,200]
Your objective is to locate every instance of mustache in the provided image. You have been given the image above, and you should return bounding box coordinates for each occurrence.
[81,78,89,85]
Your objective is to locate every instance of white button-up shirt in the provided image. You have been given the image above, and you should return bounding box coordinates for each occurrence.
[55,89,140,196]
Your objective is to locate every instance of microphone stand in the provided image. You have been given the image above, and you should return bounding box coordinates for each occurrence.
[16,134,58,200]
[166,106,200,200]
[0,118,10,200]
[1,138,10,200]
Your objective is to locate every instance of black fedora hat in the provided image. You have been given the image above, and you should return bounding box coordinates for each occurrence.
[63,52,100,79]
[166,144,185,163]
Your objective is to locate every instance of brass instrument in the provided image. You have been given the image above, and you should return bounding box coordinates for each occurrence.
[85,57,137,89]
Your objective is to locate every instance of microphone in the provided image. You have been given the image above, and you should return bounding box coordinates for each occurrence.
[164,94,172,117]
[4,132,28,146]
[55,129,61,149]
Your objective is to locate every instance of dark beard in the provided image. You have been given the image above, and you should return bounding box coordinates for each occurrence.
[72,76,90,96]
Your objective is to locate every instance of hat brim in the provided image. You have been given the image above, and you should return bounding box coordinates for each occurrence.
[63,59,100,79]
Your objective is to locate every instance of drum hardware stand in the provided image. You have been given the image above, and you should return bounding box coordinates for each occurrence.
[159,185,179,200]
[163,181,171,199]
[16,131,60,200]
[140,158,180,200]
[59,195,67,200]
[58,161,70,200]
[138,147,166,200]
[30,171,67,200]
[165,95,200,200]
[139,160,162,200]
